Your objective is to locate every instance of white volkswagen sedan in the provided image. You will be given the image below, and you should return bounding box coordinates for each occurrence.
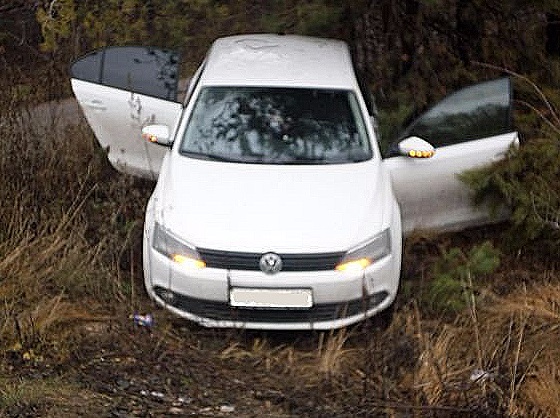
[70,34,518,330]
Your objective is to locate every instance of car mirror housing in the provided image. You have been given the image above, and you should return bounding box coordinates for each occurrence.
[142,124,173,147]
[396,136,435,158]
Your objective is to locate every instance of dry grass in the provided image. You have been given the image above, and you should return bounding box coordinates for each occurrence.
[219,328,356,384]
[0,377,77,413]
[316,328,355,377]
[0,376,112,418]
[415,278,560,417]
[0,99,150,357]
[522,364,560,418]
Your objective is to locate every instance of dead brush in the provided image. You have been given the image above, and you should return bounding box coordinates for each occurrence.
[0,376,80,415]
[0,98,148,360]
[485,283,560,416]
[0,198,117,356]
[416,279,560,417]
[315,327,355,378]
[521,362,560,418]
[218,328,356,385]
[218,337,301,386]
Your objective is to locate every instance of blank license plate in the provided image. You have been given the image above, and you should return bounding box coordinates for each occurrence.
[230,288,313,309]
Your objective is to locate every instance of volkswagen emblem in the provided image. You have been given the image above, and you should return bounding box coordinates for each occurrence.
[259,252,283,274]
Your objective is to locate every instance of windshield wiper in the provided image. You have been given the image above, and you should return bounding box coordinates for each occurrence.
[182,151,237,162]
[282,156,327,165]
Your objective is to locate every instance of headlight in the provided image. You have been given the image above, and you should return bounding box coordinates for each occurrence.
[335,229,391,272]
[152,222,206,269]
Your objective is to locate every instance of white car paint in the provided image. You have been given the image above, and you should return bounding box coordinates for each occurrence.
[71,79,182,179]
[71,34,518,330]
[386,131,518,233]
[200,35,355,88]
[156,158,387,252]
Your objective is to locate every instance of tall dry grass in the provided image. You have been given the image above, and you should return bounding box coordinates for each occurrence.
[0,98,152,358]
[415,279,560,417]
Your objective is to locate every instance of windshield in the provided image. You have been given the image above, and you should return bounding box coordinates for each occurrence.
[179,87,372,164]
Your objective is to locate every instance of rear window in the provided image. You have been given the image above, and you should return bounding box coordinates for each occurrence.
[179,87,372,164]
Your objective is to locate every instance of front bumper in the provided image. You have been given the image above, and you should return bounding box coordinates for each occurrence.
[152,285,389,330]
[144,247,400,330]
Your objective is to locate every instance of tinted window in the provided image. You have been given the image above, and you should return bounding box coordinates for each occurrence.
[70,46,180,101]
[70,50,102,83]
[400,78,513,147]
[180,87,372,164]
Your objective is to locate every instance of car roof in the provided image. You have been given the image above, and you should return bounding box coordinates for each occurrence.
[199,34,358,89]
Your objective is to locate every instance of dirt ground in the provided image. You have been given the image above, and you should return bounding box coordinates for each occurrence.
[2,313,387,417]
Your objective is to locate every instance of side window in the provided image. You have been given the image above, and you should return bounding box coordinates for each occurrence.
[399,77,513,147]
[70,46,181,102]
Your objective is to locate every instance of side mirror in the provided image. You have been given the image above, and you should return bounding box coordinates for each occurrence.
[142,124,172,147]
[395,136,435,158]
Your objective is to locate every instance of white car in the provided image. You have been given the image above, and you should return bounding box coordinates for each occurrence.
[70,34,518,330]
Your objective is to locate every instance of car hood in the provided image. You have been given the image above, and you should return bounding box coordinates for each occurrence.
[157,156,386,253]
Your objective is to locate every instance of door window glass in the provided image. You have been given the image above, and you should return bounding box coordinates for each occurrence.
[399,78,513,147]
[70,46,180,101]
[70,50,103,84]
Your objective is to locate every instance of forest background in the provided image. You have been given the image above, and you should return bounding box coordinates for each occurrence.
[1,1,560,417]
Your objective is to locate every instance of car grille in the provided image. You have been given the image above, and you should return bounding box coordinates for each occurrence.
[197,248,344,271]
[153,286,388,323]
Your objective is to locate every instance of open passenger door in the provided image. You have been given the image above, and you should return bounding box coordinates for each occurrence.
[383,78,519,233]
[70,46,183,179]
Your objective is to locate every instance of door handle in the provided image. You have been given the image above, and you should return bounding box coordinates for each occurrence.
[83,100,107,110]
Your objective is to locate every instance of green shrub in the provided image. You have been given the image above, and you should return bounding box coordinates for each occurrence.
[460,138,560,256]
[426,241,500,315]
